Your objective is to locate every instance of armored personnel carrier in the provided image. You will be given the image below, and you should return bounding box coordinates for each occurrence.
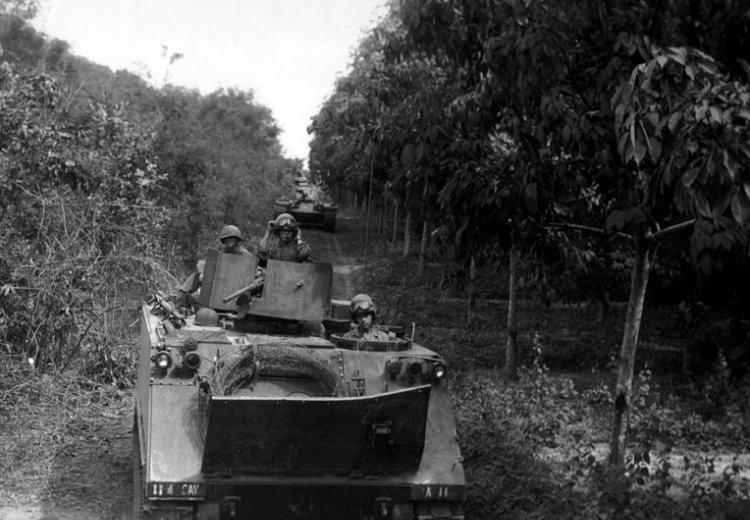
[133,250,465,519]
[273,177,337,232]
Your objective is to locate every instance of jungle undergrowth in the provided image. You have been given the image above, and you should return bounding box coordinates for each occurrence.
[367,252,750,518]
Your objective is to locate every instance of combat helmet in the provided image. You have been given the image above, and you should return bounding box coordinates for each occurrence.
[350,293,376,317]
[219,224,243,242]
[274,213,298,231]
[194,307,219,326]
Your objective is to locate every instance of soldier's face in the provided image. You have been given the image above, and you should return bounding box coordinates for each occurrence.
[354,311,372,331]
[221,237,239,251]
[279,229,295,243]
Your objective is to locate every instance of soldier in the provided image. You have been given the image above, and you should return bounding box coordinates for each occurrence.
[343,294,391,341]
[216,224,252,256]
[257,213,311,266]
[234,215,312,318]
[172,224,251,306]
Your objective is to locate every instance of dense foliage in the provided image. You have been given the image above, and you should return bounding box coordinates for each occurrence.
[366,250,750,519]
[309,0,750,465]
[0,13,295,381]
[0,1,748,516]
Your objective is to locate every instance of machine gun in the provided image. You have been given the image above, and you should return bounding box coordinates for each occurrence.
[148,290,186,329]
[222,277,265,303]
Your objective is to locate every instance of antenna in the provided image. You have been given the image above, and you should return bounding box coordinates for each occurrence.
[362,80,380,294]
[362,149,375,293]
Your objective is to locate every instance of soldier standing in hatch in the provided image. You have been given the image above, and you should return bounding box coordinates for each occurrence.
[215,224,252,256]
[343,294,391,341]
[237,214,315,327]
[257,213,311,266]
[171,224,252,306]
[245,213,311,298]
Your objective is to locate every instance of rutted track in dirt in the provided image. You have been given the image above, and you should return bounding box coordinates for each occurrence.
[0,387,134,520]
[304,216,365,300]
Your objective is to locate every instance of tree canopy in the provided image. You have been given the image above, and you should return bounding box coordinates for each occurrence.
[0,14,294,375]
[308,0,750,464]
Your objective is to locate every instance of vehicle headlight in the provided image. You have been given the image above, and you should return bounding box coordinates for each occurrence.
[183,352,201,371]
[153,351,172,372]
[407,361,424,378]
[385,359,402,379]
[431,362,446,381]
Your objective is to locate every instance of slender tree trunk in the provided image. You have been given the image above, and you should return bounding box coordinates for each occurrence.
[597,288,611,338]
[403,209,412,257]
[417,172,430,272]
[609,234,653,466]
[467,255,477,324]
[418,219,430,274]
[353,192,359,212]
[402,189,411,257]
[505,244,519,380]
[597,288,611,322]
[390,199,399,251]
[377,193,386,235]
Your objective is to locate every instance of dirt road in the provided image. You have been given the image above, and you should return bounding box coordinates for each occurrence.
[0,380,135,520]
[0,215,366,520]
[303,217,367,299]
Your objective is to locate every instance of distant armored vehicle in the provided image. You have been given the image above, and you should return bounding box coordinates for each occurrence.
[273,177,337,232]
[133,250,465,519]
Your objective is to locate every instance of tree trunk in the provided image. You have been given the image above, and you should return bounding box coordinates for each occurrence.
[403,209,412,257]
[402,189,411,257]
[597,288,611,338]
[467,255,477,324]
[377,193,386,235]
[391,199,399,251]
[418,219,430,274]
[597,288,611,322]
[609,234,653,466]
[353,192,359,212]
[417,171,430,271]
[505,244,519,380]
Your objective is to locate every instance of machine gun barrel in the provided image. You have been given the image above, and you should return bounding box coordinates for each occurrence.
[149,291,186,327]
[222,278,263,303]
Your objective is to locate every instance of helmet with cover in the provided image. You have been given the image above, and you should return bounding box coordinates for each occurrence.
[274,213,298,232]
[219,224,243,242]
[350,293,376,318]
[194,307,220,326]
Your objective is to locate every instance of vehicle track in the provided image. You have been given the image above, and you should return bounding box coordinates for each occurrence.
[304,216,365,300]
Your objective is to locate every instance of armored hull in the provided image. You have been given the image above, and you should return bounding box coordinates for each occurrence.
[274,180,336,232]
[134,252,465,519]
[273,199,337,232]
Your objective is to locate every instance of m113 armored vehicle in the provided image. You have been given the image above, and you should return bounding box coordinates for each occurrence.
[273,176,337,232]
[134,250,465,519]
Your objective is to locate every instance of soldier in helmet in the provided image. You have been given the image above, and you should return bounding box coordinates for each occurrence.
[233,214,313,318]
[172,224,252,306]
[217,224,252,255]
[257,213,311,266]
[343,294,391,341]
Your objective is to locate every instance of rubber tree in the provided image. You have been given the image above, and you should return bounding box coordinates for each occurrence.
[606,47,750,465]
[308,77,373,204]
[399,0,585,378]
